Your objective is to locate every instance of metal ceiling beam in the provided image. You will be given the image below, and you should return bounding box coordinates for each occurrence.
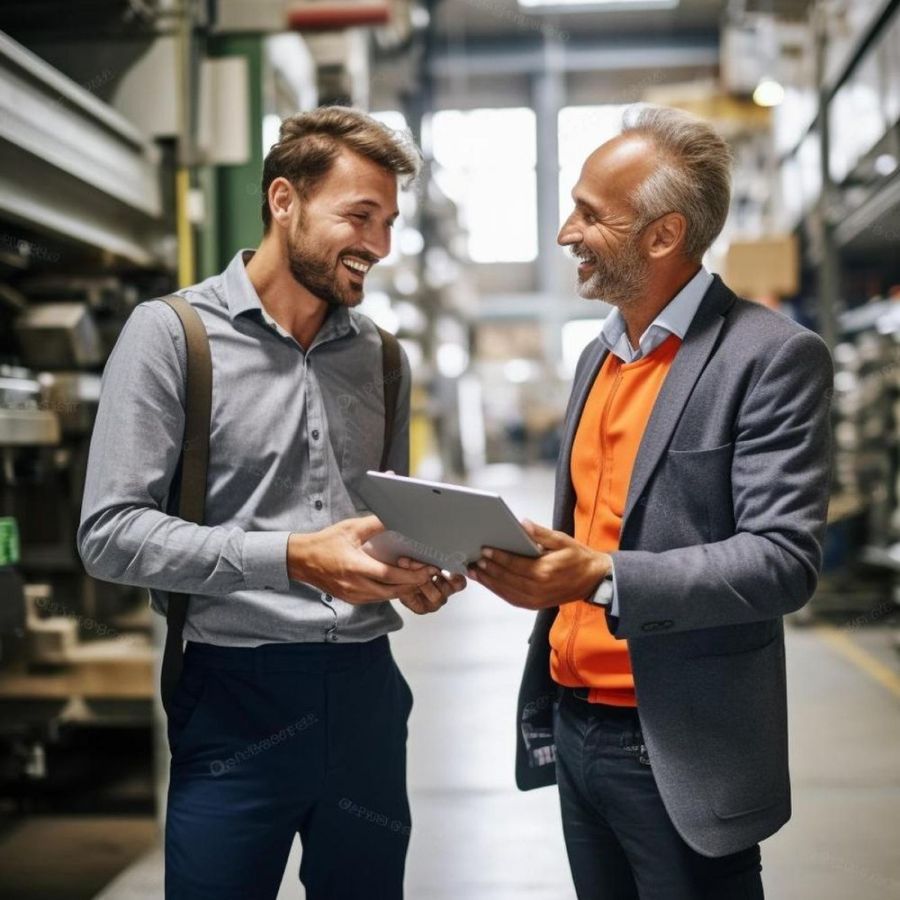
[429,33,719,77]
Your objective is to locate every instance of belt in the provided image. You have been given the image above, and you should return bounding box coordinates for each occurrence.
[183,634,390,674]
[560,686,640,720]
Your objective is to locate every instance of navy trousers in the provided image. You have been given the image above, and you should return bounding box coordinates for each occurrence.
[554,690,765,900]
[164,635,413,899]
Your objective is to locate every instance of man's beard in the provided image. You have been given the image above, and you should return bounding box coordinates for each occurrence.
[286,217,370,309]
[573,237,650,308]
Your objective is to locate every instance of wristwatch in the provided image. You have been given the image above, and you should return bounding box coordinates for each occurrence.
[586,569,615,608]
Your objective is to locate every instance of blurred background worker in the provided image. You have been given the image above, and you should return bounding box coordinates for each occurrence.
[0,2,899,899]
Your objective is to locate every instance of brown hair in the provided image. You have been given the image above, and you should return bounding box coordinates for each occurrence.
[261,106,421,230]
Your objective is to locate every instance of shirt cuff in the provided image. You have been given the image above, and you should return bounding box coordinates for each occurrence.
[243,531,291,591]
[609,560,619,617]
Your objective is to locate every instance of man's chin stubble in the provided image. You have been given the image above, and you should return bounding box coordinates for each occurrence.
[288,264,361,309]
[577,276,639,308]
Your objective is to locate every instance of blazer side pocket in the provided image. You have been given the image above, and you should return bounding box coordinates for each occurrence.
[686,634,788,820]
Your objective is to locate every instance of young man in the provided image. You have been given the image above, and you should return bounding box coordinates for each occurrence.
[472,106,832,899]
[78,107,465,899]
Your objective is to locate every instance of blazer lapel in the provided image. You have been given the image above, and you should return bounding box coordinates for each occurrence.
[553,339,609,533]
[621,276,735,529]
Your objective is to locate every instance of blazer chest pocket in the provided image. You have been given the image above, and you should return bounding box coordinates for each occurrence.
[659,442,735,542]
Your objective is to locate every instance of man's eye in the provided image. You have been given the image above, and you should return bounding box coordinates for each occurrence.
[350,213,369,222]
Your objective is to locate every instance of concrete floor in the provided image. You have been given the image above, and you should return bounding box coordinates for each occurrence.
[93,465,900,900]
[0,816,157,900]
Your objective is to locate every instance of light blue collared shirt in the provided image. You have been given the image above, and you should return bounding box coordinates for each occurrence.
[598,266,713,364]
[590,266,713,614]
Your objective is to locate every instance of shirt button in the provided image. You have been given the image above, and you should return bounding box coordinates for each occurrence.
[329,634,338,642]
[323,593,333,603]
[311,429,320,440]
[314,499,323,510]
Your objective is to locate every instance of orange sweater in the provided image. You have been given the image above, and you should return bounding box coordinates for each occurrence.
[550,333,681,706]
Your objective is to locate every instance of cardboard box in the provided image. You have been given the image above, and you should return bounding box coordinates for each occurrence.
[724,234,799,299]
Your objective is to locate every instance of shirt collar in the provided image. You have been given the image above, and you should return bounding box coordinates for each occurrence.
[598,266,713,361]
[222,249,359,340]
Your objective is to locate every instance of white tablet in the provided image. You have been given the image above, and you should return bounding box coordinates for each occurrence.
[355,471,543,575]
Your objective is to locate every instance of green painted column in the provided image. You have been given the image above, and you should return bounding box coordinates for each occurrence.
[195,163,220,281]
[208,34,266,271]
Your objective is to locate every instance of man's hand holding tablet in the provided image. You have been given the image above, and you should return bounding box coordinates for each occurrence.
[355,471,543,575]
[351,471,611,614]
[394,557,467,615]
[350,470,467,615]
[287,515,441,603]
[469,519,613,612]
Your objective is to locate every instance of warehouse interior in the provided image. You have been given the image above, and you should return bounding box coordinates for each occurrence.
[1,0,899,897]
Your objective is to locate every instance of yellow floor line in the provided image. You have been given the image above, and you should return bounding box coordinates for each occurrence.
[813,624,900,701]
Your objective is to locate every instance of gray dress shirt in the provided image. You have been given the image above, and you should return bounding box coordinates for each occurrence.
[77,250,410,646]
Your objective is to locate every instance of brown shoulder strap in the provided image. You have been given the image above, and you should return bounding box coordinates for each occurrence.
[163,296,212,524]
[158,295,212,717]
[376,326,402,472]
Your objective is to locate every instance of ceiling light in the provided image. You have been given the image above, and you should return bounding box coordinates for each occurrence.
[753,78,784,106]
[518,0,678,8]
[753,78,785,108]
[410,5,430,28]
[437,344,469,379]
[874,154,898,177]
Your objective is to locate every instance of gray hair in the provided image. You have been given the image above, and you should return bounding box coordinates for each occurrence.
[621,105,732,262]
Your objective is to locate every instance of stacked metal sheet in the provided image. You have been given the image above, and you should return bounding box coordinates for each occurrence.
[834,299,900,550]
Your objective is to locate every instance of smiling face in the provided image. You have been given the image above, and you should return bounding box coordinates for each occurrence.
[282,148,399,308]
[557,133,658,308]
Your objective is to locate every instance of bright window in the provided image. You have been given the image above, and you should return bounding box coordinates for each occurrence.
[558,105,630,227]
[369,111,414,267]
[370,110,409,132]
[561,317,605,377]
[429,108,537,263]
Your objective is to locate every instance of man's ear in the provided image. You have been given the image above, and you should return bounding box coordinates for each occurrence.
[268,177,297,230]
[645,211,687,260]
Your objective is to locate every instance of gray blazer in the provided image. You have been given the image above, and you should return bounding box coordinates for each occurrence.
[515,275,833,858]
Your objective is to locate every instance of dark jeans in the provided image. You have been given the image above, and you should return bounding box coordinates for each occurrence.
[164,635,412,900]
[554,690,764,900]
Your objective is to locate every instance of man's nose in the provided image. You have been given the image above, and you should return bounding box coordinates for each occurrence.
[364,225,391,261]
[557,213,581,246]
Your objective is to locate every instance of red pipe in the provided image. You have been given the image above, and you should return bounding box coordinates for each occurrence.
[286,2,391,31]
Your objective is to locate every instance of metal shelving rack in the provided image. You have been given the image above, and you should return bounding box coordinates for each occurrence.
[0,31,171,267]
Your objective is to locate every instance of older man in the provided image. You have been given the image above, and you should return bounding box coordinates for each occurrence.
[470,106,832,899]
